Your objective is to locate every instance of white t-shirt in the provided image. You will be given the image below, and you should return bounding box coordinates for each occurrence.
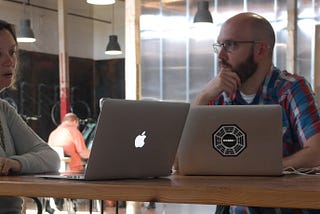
[239,91,256,104]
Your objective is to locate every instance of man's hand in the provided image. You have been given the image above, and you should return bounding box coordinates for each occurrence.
[193,68,241,105]
[0,158,21,175]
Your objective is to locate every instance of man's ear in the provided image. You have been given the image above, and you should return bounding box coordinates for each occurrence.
[255,41,269,59]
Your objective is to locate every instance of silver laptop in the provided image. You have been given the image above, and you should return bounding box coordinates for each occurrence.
[38,98,190,180]
[177,104,283,176]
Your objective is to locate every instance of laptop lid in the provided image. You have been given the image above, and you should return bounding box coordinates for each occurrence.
[84,98,190,180]
[177,104,283,176]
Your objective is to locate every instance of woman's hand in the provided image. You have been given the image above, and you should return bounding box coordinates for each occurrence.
[0,158,21,175]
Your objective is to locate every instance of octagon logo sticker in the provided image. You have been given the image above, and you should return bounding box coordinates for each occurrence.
[212,124,247,156]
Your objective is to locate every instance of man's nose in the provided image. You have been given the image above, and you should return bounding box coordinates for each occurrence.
[218,48,228,61]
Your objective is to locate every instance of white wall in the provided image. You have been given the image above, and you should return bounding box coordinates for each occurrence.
[0,0,125,60]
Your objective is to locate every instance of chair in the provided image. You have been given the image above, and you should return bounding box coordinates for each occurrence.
[31,197,43,214]
[23,197,43,214]
[46,146,70,213]
[51,146,70,172]
[49,146,102,213]
[23,146,66,214]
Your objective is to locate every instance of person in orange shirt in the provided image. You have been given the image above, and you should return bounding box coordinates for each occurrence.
[48,112,90,171]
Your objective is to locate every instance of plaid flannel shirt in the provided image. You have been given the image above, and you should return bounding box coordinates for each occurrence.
[211,67,320,214]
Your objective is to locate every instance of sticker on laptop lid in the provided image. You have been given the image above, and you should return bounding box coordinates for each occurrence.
[212,124,247,156]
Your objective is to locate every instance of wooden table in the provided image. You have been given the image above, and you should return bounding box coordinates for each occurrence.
[0,174,320,209]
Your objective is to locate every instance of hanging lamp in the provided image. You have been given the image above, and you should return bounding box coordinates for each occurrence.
[17,19,36,43]
[86,0,115,5]
[105,35,122,55]
[105,3,122,55]
[17,0,36,43]
[193,1,213,25]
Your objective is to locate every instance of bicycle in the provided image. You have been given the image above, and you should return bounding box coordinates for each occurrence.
[50,100,92,126]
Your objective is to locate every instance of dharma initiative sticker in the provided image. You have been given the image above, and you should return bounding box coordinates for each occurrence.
[212,124,247,156]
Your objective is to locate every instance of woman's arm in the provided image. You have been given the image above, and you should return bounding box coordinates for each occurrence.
[0,100,60,174]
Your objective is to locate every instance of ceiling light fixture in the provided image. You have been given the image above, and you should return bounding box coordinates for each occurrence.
[193,1,213,25]
[17,19,36,43]
[105,35,122,55]
[105,3,122,55]
[86,0,115,5]
[17,0,36,43]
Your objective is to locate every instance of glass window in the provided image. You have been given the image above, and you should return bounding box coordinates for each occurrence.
[140,0,318,102]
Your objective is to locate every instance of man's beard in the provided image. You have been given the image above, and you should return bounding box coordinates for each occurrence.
[220,50,258,84]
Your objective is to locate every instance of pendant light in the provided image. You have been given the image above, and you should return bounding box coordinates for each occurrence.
[17,19,36,43]
[193,1,213,25]
[86,0,115,5]
[105,3,122,55]
[17,0,36,43]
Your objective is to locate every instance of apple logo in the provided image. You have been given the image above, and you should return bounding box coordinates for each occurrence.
[135,131,147,148]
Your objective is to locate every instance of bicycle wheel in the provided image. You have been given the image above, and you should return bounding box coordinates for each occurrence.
[50,101,60,126]
[70,100,91,121]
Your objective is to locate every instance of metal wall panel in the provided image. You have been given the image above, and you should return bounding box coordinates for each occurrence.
[140,0,320,103]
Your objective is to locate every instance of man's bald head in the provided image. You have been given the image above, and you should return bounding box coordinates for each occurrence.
[62,113,79,123]
[221,12,275,57]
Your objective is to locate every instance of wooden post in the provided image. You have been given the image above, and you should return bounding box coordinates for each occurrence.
[125,0,141,100]
[286,0,297,74]
[124,1,142,212]
[314,25,320,105]
[58,0,70,120]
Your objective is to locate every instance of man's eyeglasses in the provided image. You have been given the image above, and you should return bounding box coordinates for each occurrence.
[212,40,261,54]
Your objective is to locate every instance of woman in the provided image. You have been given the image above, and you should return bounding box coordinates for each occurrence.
[0,20,60,213]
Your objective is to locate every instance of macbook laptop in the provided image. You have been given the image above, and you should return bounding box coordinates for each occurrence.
[177,104,283,176]
[37,98,190,180]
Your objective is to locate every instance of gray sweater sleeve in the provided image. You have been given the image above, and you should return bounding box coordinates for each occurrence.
[0,99,60,174]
